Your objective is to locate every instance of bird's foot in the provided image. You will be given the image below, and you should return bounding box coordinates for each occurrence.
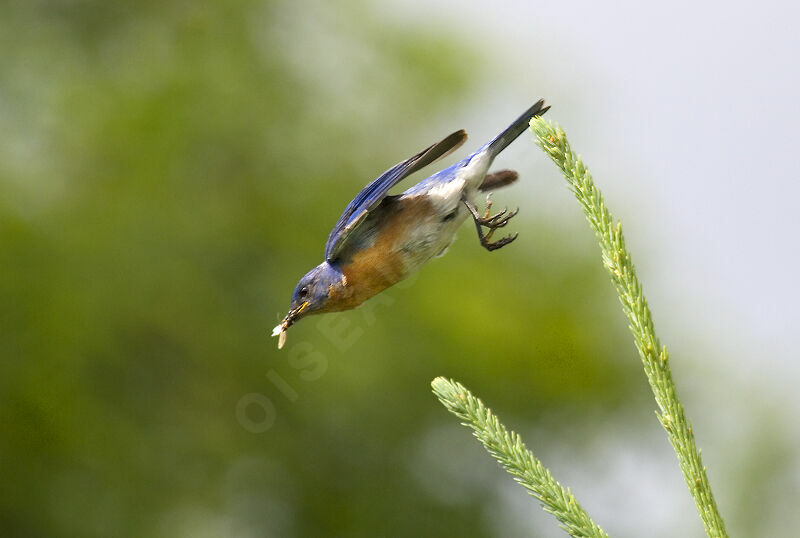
[476,194,519,228]
[462,194,519,251]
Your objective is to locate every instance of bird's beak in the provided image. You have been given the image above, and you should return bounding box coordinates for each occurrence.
[271,301,309,349]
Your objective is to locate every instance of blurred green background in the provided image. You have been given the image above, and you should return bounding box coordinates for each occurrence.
[4,1,787,537]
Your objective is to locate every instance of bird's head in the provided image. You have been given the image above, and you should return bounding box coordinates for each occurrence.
[272,262,345,348]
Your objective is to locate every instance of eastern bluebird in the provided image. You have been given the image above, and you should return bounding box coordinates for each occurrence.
[273,100,550,348]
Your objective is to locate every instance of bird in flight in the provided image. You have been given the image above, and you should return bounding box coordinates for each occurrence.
[273,99,550,348]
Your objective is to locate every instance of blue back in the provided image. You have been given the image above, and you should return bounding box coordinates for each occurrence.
[324,130,467,261]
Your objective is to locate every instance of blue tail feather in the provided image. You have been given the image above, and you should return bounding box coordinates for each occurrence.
[485,99,550,158]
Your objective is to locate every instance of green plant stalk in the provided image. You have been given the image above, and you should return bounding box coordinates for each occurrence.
[529,117,727,537]
[432,377,608,538]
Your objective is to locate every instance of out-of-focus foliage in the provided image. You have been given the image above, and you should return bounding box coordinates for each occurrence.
[0,1,640,536]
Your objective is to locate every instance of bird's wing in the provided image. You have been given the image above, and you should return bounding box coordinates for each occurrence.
[324,129,467,262]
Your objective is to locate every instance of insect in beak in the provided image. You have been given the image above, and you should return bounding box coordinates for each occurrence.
[271,301,309,349]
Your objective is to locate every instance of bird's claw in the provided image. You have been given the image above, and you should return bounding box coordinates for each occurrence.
[462,194,520,252]
[480,230,519,252]
[478,207,518,229]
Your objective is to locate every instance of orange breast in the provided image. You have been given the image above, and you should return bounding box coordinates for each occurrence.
[327,197,433,312]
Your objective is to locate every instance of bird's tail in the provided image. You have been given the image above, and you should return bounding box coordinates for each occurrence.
[485,99,550,158]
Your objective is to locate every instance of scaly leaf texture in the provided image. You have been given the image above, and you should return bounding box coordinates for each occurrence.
[432,377,608,538]
[529,117,727,538]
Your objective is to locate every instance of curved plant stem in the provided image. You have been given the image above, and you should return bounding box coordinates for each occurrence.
[529,117,727,537]
[432,377,608,538]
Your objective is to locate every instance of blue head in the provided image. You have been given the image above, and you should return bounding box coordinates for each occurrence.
[273,262,347,347]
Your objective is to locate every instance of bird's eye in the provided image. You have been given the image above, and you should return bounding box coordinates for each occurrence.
[298,286,309,299]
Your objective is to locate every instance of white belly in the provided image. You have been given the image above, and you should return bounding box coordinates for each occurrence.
[395,149,492,273]
[398,182,476,273]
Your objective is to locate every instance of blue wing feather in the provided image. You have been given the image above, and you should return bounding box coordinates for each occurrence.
[324,129,467,261]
